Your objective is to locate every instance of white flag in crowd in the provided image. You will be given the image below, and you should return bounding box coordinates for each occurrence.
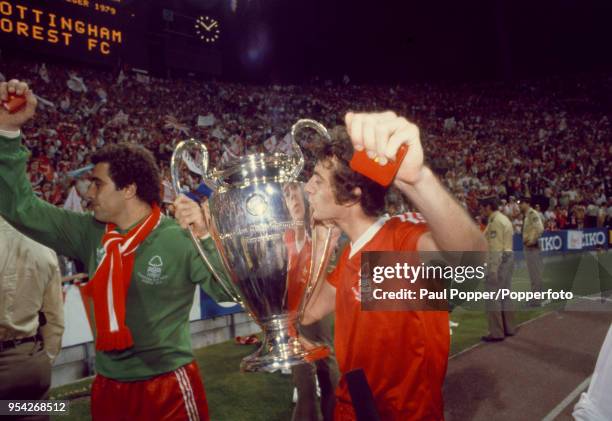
[211,127,225,140]
[0,72,5,82]
[197,114,216,127]
[220,148,238,167]
[82,101,102,117]
[60,95,71,112]
[96,88,108,102]
[278,132,294,154]
[162,179,175,204]
[136,73,150,84]
[181,150,204,175]
[219,135,243,166]
[35,95,55,109]
[444,117,457,131]
[538,128,547,140]
[67,164,94,179]
[39,63,50,83]
[67,73,88,92]
[116,69,127,85]
[263,135,277,153]
[63,186,84,213]
[107,110,129,127]
[164,115,190,136]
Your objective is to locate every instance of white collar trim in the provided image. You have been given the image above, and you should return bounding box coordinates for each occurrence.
[0,128,20,138]
[349,214,390,259]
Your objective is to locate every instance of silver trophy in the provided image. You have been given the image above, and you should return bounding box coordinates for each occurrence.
[170,119,334,372]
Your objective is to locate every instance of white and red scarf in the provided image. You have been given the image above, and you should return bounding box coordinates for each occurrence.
[83,205,161,351]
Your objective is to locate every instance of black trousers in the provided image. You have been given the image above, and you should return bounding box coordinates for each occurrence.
[292,314,340,421]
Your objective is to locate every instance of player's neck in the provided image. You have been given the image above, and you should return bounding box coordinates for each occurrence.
[115,201,153,231]
[336,209,379,244]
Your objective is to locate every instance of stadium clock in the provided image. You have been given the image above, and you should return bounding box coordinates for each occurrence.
[194,15,220,43]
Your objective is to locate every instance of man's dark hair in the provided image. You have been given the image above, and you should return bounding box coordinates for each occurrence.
[91,143,161,205]
[517,195,531,206]
[312,126,386,217]
[480,196,499,211]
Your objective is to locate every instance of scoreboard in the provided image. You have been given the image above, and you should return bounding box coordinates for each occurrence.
[0,0,141,64]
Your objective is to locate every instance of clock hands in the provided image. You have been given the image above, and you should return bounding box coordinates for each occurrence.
[195,17,220,42]
[198,20,218,32]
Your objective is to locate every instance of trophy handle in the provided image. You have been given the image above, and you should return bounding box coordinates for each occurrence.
[170,139,242,304]
[187,229,243,304]
[170,139,218,192]
[297,225,334,324]
[290,119,331,181]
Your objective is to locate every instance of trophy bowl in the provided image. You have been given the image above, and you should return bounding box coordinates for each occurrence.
[171,120,333,372]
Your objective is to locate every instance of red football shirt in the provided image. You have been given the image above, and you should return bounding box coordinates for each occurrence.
[327,214,450,421]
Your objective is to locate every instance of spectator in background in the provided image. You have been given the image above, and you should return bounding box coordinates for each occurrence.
[0,57,609,234]
[520,196,545,307]
[0,215,64,411]
[556,205,569,230]
[544,206,558,230]
[480,197,516,342]
[585,200,600,228]
[573,324,612,420]
[569,202,586,229]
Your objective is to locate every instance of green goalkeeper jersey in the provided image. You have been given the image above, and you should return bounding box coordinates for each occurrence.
[0,134,232,381]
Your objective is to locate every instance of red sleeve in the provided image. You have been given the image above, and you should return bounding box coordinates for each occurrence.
[395,220,429,251]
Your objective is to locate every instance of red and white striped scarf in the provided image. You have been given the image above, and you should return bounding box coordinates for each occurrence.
[83,205,161,351]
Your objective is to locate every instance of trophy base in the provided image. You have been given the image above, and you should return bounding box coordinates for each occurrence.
[240,314,330,373]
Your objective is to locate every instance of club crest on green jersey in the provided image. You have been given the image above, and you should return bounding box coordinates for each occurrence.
[137,255,167,285]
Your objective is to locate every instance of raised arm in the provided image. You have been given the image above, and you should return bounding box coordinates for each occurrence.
[0,80,100,260]
[344,111,487,253]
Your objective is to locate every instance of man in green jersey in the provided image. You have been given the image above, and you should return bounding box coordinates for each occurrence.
[0,79,230,421]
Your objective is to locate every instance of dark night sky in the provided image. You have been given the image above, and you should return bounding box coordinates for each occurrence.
[213,0,612,82]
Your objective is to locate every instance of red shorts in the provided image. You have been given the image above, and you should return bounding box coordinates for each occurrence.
[91,360,209,421]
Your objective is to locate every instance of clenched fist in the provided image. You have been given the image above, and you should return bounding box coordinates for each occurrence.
[0,79,37,132]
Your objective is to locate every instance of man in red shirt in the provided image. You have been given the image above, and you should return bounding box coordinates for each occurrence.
[302,111,487,420]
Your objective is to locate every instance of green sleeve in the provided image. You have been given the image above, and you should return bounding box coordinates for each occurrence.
[0,134,103,261]
[190,236,235,303]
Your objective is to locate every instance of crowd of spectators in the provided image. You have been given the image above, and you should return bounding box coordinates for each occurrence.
[2,57,611,231]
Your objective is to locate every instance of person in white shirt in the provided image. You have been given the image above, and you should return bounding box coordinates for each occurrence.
[573,324,612,421]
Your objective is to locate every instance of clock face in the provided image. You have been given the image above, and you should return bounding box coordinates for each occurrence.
[194,15,220,43]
